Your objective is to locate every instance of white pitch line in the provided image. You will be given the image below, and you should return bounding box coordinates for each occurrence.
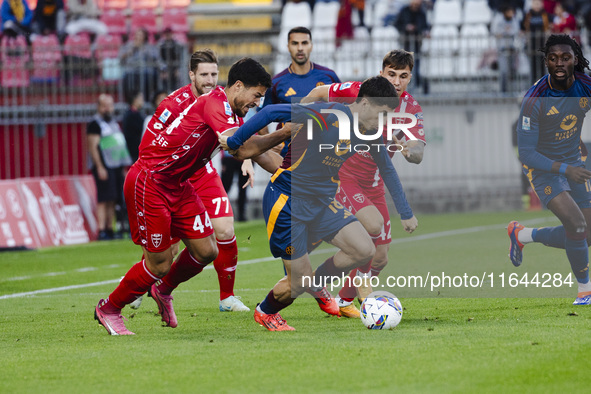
[0,217,557,301]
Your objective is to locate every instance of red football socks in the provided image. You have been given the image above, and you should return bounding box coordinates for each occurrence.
[158,248,208,295]
[103,259,160,312]
[214,236,238,300]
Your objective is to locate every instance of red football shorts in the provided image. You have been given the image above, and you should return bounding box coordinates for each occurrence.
[335,179,392,245]
[124,165,214,253]
[190,168,234,219]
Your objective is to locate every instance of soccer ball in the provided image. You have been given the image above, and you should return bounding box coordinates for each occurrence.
[360,291,403,330]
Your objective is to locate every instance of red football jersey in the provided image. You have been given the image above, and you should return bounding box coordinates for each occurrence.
[329,81,426,187]
[139,86,240,184]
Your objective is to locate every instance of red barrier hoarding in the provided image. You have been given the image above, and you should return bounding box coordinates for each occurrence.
[0,176,98,249]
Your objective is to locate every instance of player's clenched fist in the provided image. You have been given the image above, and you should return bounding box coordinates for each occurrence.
[565,166,591,184]
[401,216,418,234]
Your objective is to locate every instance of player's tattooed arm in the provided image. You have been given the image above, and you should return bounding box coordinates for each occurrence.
[396,139,425,164]
[300,85,331,104]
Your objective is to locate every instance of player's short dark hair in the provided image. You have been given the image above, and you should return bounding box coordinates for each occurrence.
[382,49,414,71]
[190,49,218,73]
[356,76,399,110]
[540,34,590,72]
[288,26,312,42]
[227,57,272,89]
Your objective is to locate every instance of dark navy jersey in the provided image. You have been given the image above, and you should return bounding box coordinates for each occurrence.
[227,102,413,219]
[261,63,340,107]
[517,72,591,171]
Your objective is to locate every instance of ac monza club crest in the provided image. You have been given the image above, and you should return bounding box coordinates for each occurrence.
[151,233,163,248]
[353,193,365,203]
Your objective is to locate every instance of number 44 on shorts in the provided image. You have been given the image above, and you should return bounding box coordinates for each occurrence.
[193,213,213,233]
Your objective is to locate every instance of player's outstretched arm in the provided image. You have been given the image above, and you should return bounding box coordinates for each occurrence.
[218,123,298,160]
[300,85,331,104]
[369,147,416,233]
[252,150,284,174]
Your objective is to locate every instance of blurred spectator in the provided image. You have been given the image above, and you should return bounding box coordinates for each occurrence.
[119,28,164,104]
[551,3,576,35]
[489,0,524,12]
[543,0,558,15]
[122,90,145,163]
[143,90,168,136]
[64,0,107,38]
[158,27,185,92]
[87,94,132,241]
[521,0,550,84]
[221,152,249,222]
[336,0,353,44]
[1,0,33,37]
[351,0,365,27]
[491,4,520,93]
[394,0,429,93]
[32,0,65,37]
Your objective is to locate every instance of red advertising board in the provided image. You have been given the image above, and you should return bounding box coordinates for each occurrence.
[0,176,98,249]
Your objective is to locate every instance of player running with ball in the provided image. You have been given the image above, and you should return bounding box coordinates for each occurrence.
[508,34,591,305]
[219,76,418,331]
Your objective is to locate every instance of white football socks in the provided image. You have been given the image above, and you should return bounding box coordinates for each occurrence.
[517,227,534,244]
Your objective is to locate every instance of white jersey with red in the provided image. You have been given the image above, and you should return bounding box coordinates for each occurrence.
[329,81,425,245]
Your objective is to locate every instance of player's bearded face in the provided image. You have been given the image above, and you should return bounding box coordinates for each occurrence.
[545,44,577,83]
[380,66,411,97]
[288,33,312,66]
[190,63,219,96]
[232,84,267,117]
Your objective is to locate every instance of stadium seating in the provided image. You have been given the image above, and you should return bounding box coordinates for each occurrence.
[100,0,129,9]
[335,27,370,80]
[63,34,95,84]
[129,0,159,9]
[458,23,494,76]
[0,35,30,87]
[368,26,400,73]
[95,34,123,82]
[100,9,128,36]
[432,0,462,26]
[312,1,339,29]
[462,0,493,25]
[280,2,312,31]
[162,8,190,34]
[30,35,62,83]
[423,25,459,78]
[130,9,159,36]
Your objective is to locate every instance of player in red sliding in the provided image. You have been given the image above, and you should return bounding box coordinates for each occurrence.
[94,58,283,335]
[302,49,426,317]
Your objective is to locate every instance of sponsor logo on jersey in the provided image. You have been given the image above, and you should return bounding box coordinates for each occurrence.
[227,117,235,124]
[183,92,189,98]
[339,82,352,90]
[522,116,530,130]
[546,106,559,116]
[285,87,296,97]
[224,101,232,116]
[159,109,171,123]
[153,122,163,130]
[353,193,365,203]
[151,233,162,248]
[560,114,577,131]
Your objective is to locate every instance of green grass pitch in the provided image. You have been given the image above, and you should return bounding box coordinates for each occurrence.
[1,210,590,393]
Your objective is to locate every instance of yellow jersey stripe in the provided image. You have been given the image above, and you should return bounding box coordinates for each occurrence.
[266,193,289,239]
[270,148,308,183]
